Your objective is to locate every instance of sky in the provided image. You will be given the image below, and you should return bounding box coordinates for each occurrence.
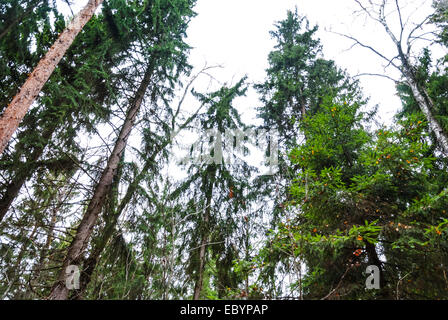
[58,0,442,126]
[55,0,445,179]
[185,0,441,126]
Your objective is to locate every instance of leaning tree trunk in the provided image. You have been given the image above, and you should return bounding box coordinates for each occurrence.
[48,66,153,300]
[0,0,104,155]
[407,78,448,154]
[73,146,164,299]
[396,46,448,155]
[73,106,202,298]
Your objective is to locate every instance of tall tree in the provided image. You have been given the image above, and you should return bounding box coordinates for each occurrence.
[48,0,196,300]
[173,79,255,299]
[0,0,104,155]
[0,6,128,222]
[336,0,448,154]
[73,67,212,299]
[255,9,358,147]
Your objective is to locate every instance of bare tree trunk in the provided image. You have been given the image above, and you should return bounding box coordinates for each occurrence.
[406,76,448,154]
[70,71,209,298]
[0,0,104,155]
[193,181,214,300]
[193,204,210,300]
[395,41,448,154]
[47,66,153,300]
[348,0,448,155]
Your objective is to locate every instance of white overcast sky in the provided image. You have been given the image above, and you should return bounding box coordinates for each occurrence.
[55,0,445,182]
[58,0,444,128]
[185,0,442,126]
[59,0,444,125]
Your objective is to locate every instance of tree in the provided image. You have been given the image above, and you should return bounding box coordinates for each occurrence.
[72,66,214,299]
[0,4,129,222]
[0,0,104,155]
[47,0,197,300]
[255,9,359,147]
[335,0,448,154]
[173,79,255,299]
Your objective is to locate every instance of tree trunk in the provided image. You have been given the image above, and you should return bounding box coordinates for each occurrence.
[0,0,104,155]
[193,174,214,300]
[193,202,210,300]
[72,148,161,299]
[407,79,448,154]
[396,46,448,155]
[365,242,392,299]
[3,224,38,299]
[28,182,69,298]
[47,65,153,300]
[71,108,201,298]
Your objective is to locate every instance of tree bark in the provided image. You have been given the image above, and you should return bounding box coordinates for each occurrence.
[193,198,211,300]
[71,98,204,298]
[72,148,161,299]
[48,65,153,300]
[193,171,215,300]
[407,78,448,154]
[0,0,104,155]
[396,44,448,155]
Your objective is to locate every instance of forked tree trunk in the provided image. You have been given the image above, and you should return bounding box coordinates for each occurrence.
[0,0,104,155]
[48,66,153,300]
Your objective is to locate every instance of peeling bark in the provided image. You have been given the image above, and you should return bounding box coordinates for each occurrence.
[0,0,104,155]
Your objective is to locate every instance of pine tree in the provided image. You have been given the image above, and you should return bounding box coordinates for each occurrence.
[48,0,196,300]
[172,79,255,299]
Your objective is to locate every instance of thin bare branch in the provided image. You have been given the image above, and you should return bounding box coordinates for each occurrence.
[330,30,401,71]
[354,72,399,83]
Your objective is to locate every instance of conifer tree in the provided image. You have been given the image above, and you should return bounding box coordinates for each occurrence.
[48,0,196,300]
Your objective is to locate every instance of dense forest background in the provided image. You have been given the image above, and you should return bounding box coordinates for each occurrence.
[0,0,448,300]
